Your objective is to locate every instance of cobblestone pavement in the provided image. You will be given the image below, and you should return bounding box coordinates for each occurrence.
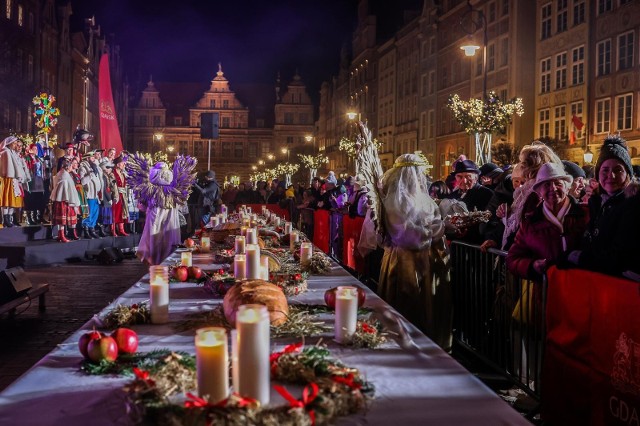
[0,259,148,391]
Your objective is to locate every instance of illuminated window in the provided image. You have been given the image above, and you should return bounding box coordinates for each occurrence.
[539,109,550,138]
[540,58,551,93]
[571,102,584,138]
[554,105,566,140]
[17,4,22,26]
[5,0,11,19]
[595,98,610,134]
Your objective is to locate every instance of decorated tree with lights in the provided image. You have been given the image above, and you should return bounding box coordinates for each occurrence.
[447,91,524,166]
[339,136,382,159]
[275,162,300,187]
[298,153,329,184]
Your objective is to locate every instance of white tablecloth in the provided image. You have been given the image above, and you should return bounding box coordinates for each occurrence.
[0,251,530,425]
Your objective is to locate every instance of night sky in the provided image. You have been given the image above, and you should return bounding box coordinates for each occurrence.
[69,0,362,97]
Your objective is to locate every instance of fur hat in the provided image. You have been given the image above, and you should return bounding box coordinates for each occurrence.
[562,160,586,179]
[595,135,633,178]
[533,162,573,191]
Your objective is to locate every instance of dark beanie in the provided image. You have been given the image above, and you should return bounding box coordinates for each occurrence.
[595,135,633,178]
[562,160,586,179]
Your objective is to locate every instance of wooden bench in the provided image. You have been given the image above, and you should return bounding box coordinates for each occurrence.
[0,283,49,317]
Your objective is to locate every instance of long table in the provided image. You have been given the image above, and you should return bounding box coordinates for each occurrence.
[0,249,530,425]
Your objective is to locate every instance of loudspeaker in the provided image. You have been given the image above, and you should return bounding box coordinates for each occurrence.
[0,267,33,304]
[97,247,124,265]
[200,112,219,139]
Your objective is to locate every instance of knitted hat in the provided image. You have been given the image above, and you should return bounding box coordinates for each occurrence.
[595,135,633,178]
[562,160,586,179]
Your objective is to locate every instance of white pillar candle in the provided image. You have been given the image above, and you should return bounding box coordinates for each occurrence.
[221,204,228,216]
[235,235,246,254]
[245,244,261,279]
[335,286,358,344]
[289,230,299,252]
[231,329,239,391]
[284,222,292,235]
[200,237,211,252]
[181,251,192,267]
[264,209,270,217]
[240,226,248,238]
[245,227,258,245]
[195,327,229,403]
[149,266,169,324]
[247,207,252,214]
[270,213,276,223]
[234,254,247,280]
[261,205,267,215]
[300,242,313,267]
[242,217,251,227]
[236,304,270,405]
[211,215,220,227]
[220,214,227,224]
[260,255,270,280]
[274,216,281,227]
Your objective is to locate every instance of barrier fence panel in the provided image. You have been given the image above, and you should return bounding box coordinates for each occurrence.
[451,241,546,410]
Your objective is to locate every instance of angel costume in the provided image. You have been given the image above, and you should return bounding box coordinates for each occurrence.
[377,154,452,350]
[127,154,196,265]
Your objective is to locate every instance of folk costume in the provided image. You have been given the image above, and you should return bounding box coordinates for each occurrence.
[24,143,48,224]
[79,153,103,238]
[112,155,130,236]
[99,162,117,236]
[0,136,30,227]
[127,153,196,265]
[50,159,81,242]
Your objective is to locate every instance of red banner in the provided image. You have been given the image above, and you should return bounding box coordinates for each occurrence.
[313,209,330,254]
[98,53,123,153]
[342,215,365,273]
[544,267,640,425]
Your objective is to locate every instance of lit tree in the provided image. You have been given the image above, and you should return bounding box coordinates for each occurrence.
[275,162,300,187]
[447,91,524,166]
[298,153,329,184]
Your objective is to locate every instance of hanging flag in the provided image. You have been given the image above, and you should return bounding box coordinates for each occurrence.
[98,53,124,153]
[571,114,584,131]
[569,130,576,145]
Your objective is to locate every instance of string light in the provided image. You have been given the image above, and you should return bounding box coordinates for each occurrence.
[447,91,524,135]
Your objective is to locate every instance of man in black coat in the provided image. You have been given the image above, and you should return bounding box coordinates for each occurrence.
[193,170,220,224]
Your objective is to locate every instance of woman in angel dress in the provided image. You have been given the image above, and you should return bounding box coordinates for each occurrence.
[377,153,452,350]
[127,153,197,265]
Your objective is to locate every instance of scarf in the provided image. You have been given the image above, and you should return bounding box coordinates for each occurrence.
[542,197,571,251]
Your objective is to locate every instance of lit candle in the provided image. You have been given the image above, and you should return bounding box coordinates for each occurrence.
[274,216,281,227]
[235,235,246,254]
[245,227,257,245]
[240,226,248,238]
[221,204,228,216]
[251,213,258,222]
[200,237,211,252]
[241,205,247,213]
[231,329,239,391]
[149,266,169,324]
[211,215,220,227]
[234,254,246,280]
[335,286,358,344]
[247,206,252,214]
[181,251,192,267]
[261,205,267,215]
[300,242,313,267]
[284,222,292,235]
[260,255,270,280]
[289,230,299,252]
[236,304,270,404]
[220,214,227,224]
[242,217,251,227]
[195,327,229,403]
[245,244,261,279]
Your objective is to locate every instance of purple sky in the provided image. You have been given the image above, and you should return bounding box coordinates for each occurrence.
[70,0,360,96]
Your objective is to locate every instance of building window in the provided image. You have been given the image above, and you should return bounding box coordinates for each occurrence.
[173,117,182,126]
[421,74,427,97]
[5,0,11,19]
[573,0,585,25]
[429,37,436,55]
[234,142,243,158]
[499,38,508,67]
[620,0,632,4]
[616,94,633,131]
[554,105,566,140]
[286,136,294,145]
[15,109,21,131]
[194,140,203,158]
[17,4,22,25]
[152,116,161,127]
[284,112,293,124]
[222,142,232,157]
[597,40,611,76]
[487,1,496,23]
[428,71,435,95]
[595,98,611,134]
[487,43,495,72]
[222,116,230,127]
[28,12,33,33]
[299,113,308,124]
[555,52,567,89]
[556,0,567,33]
[539,109,550,138]
[501,0,509,16]
[428,109,435,139]
[541,58,551,93]
[178,140,188,155]
[248,143,257,158]
[598,0,612,14]
[541,3,552,40]
[222,99,229,108]
[571,46,584,85]
[617,31,634,71]
[210,99,215,108]
[139,115,147,126]
[261,141,270,155]
[476,54,483,77]
[571,102,584,138]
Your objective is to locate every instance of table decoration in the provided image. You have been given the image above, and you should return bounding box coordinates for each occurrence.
[123,344,373,426]
[150,266,169,324]
[222,279,289,327]
[236,304,270,404]
[246,243,261,279]
[101,302,151,328]
[234,235,246,254]
[180,251,192,267]
[233,254,247,280]
[300,251,332,275]
[212,248,236,264]
[201,269,236,296]
[81,349,195,377]
[269,272,309,296]
[200,236,211,252]
[335,286,358,344]
[299,242,313,267]
[195,327,229,403]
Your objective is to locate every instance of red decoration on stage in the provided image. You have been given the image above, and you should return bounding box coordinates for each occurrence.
[342,215,365,273]
[313,210,330,254]
[98,54,124,153]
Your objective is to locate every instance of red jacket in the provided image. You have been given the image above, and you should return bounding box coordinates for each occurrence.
[506,197,589,280]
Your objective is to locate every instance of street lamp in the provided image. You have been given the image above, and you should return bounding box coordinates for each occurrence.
[583,146,594,164]
[281,147,290,161]
[167,145,175,153]
[258,159,264,165]
[267,154,274,161]
[460,1,487,99]
[153,131,163,153]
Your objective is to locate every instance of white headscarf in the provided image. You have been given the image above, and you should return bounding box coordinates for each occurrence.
[149,162,173,186]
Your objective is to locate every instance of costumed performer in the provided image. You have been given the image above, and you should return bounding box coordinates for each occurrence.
[112,155,130,236]
[127,153,197,265]
[50,158,81,243]
[0,136,30,227]
[378,153,452,350]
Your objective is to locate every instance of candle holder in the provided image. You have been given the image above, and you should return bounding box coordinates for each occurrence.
[200,237,211,252]
[234,254,247,280]
[181,251,192,267]
[236,304,270,404]
[289,231,299,252]
[284,222,292,235]
[335,286,358,344]
[195,327,229,403]
[300,242,313,267]
[149,265,169,324]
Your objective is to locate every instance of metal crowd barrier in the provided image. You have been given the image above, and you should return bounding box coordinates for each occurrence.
[450,240,546,415]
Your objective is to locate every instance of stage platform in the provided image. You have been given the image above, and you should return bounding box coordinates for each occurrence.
[0,225,141,268]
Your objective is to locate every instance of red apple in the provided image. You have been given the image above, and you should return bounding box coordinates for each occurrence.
[87,335,119,363]
[184,238,195,248]
[324,287,337,309]
[356,286,366,307]
[188,266,203,280]
[173,266,189,282]
[78,330,103,359]
[110,328,139,354]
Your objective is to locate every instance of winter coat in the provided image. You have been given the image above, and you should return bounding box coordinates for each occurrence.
[506,196,589,281]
